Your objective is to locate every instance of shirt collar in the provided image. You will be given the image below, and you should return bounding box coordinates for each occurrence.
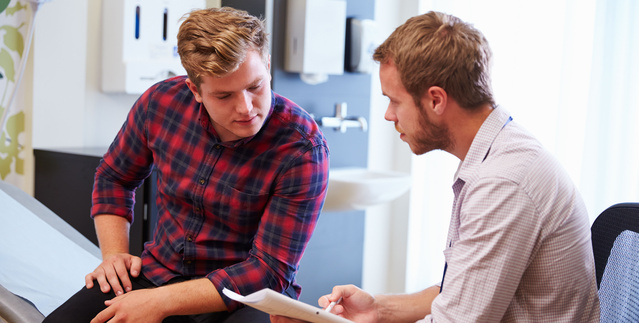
[453,106,512,184]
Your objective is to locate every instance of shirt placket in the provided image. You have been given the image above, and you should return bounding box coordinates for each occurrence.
[448,178,465,245]
[182,143,224,275]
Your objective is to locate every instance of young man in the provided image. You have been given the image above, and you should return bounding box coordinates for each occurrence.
[44,7,329,323]
[273,11,599,323]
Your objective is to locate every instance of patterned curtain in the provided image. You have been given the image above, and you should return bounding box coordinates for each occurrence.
[0,0,34,193]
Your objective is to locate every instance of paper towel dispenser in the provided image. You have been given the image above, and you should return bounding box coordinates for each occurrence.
[284,0,347,84]
[347,18,378,74]
[101,0,205,94]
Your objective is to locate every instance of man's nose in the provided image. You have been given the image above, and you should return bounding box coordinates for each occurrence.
[384,106,395,122]
[236,91,253,114]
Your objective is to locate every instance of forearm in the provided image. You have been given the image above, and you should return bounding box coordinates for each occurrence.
[94,214,131,257]
[376,285,440,322]
[153,278,227,317]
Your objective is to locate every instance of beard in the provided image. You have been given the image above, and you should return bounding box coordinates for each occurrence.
[407,103,453,155]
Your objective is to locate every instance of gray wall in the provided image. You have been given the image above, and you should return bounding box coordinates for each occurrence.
[222,0,374,304]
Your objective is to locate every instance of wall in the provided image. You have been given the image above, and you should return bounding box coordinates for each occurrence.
[363,0,416,295]
[29,0,418,303]
[32,0,136,148]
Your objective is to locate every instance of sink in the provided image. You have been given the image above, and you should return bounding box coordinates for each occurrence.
[323,167,411,212]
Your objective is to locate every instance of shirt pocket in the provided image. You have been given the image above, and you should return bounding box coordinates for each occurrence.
[218,184,270,234]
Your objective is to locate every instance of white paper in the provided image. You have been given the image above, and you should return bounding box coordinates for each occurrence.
[223,288,353,323]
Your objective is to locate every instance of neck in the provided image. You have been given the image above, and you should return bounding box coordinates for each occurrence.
[446,103,494,161]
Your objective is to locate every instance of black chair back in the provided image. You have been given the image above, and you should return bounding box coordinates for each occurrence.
[591,202,639,322]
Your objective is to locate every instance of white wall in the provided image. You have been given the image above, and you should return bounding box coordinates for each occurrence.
[32,0,136,149]
[363,0,419,295]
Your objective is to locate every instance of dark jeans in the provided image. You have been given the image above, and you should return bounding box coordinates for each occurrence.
[43,274,296,322]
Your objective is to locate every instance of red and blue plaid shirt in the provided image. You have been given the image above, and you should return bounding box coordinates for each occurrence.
[91,76,329,310]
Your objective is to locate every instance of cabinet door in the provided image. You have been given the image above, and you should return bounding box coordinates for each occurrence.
[34,149,148,256]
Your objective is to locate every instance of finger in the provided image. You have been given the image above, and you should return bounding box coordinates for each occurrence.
[94,268,112,294]
[113,261,133,293]
[318,295,331,308]
[104,265,125,295]
[328,286,349,302]
[104,296,118,307]
[332,284,359,300]
[90,306,113,323]
[330,304,345,315]
[85,272,96,289]
[129,256,142,277]
[270,314,307,323]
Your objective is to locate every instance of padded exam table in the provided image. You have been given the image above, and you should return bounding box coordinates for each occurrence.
[0,180,101,322]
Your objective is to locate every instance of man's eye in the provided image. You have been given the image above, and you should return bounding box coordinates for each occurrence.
[216,94,230,100]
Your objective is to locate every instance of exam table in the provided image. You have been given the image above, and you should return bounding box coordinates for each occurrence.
[0,180,101,322]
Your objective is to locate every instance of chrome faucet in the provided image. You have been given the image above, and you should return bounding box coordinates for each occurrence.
[315,103,368,133]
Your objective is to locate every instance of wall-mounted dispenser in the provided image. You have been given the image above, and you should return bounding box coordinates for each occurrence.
[347,18,378,74]
[101,0,205,94]
[284,0,347,85]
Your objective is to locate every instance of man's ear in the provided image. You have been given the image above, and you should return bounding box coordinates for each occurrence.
[265,54,272,81]
[423,86,447,116]
[266,54,272,72]
[185,78,203,103]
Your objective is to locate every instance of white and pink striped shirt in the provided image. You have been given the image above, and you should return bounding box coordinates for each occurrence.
[423,107,600,322]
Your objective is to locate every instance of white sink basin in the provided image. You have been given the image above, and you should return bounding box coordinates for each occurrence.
[323,167,411,212]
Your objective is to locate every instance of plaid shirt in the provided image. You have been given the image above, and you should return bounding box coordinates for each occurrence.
[91,76,329,310]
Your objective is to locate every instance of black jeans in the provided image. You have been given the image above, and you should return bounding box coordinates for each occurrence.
[43,274,296,322]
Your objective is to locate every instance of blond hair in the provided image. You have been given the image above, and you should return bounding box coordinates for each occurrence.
[373,11,494,110]
[177,7,269,88]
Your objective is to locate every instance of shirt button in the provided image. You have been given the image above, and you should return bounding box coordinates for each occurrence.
[194,207,201,212]
[187,236,193,242]
[199,178,205,185]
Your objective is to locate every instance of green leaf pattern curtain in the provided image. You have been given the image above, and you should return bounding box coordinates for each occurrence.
[0,0,32,191]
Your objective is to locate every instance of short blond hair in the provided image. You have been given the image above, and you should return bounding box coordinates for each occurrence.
[373,11,494,110]
[177,7,269,88]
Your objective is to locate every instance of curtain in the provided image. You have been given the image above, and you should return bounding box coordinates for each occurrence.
[0,0,35,193]
[406,0,638,292]
[579,0,639,218]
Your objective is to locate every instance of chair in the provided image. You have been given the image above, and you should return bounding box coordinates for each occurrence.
[591,202,639,322]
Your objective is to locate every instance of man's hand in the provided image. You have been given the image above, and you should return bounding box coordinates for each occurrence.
[89,278,227,323]
[85,253,142,296]
[90,288,167,323]
[270,315,307,323]
[270,284,379,323]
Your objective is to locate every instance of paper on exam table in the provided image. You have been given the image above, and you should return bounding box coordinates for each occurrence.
[223,288,353,323]
[0,188,101,316]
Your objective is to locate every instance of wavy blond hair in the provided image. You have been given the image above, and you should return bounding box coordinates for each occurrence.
[177,7,269,89]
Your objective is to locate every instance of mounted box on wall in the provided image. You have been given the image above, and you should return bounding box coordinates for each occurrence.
[347,18,378,74]
[101,0,205,94]
[284,0,347,84]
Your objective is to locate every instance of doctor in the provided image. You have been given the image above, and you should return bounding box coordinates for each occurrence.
[272,10,599,323]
